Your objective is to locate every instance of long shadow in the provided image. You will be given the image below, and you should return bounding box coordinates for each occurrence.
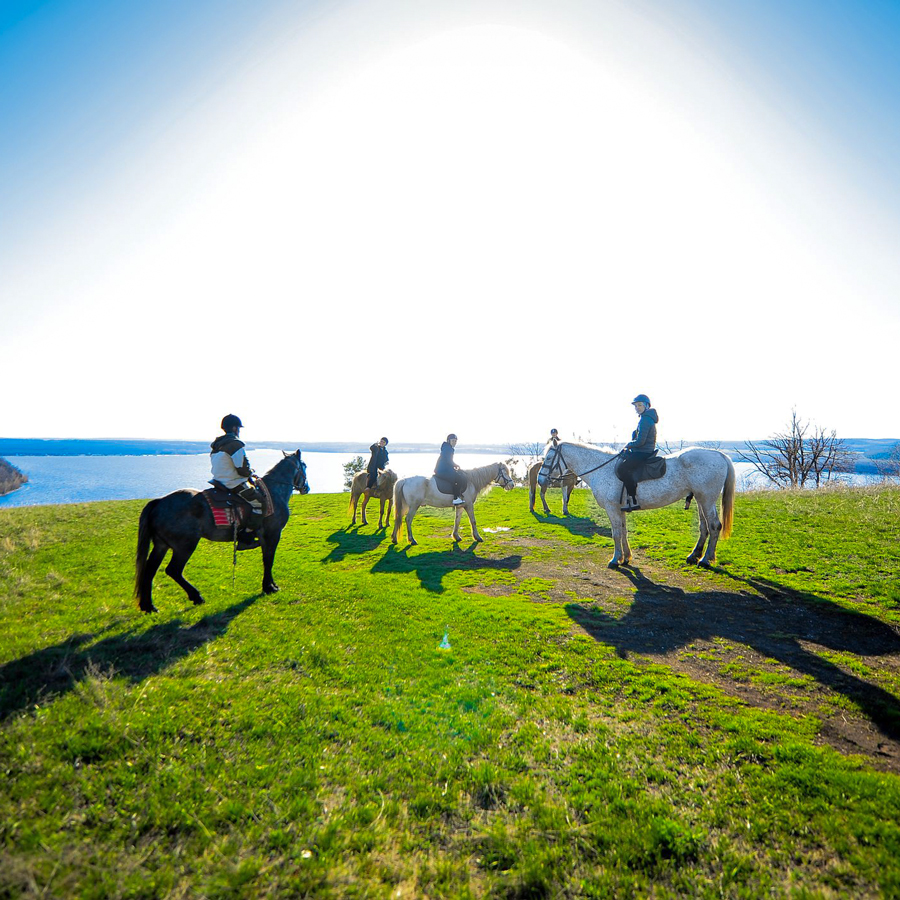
[567,567,900,741]
[531,510,611,539]
[0,596,258,724]
[323,528,389,563]
[372,543,523,593]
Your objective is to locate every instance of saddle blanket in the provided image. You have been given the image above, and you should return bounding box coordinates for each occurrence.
[202,480,275,529]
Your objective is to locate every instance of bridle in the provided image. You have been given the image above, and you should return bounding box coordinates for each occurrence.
[539,442,622,483]
[262,455,310,493]
[494,464,515,489]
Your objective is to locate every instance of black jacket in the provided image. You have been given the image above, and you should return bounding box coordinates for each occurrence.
[367,443,389,472]
[434,441,458,478]
[626,409,658,455]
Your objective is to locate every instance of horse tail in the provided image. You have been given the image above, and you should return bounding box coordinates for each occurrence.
[721,456,735,539]
[134,499,159,600]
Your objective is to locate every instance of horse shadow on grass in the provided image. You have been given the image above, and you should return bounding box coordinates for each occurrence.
[0,596,258,724]
[567,566,900,743]
[324,528,389,563]
[531,511,611,539]
[371,543,523,594]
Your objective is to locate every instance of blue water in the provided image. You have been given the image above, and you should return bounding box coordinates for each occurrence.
[0,451,516,508]
[0,452,881,509]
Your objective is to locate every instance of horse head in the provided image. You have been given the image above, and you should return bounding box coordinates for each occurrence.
[283,450,311,494]
[494,462,516,491]
[537,443,565,488]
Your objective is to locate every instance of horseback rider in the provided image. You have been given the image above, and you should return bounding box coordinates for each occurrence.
[549,428,560,446]
[209,414,264,549]
[366,437,390,491]
[435,433,467,506]
[618,394,659,512]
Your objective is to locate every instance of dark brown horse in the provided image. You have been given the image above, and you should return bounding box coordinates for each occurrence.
[135,451,309,613]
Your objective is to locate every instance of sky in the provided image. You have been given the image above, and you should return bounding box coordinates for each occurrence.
[2,0,899,447]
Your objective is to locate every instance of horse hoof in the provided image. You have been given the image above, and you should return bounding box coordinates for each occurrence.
[686,556,699,565]
[698,560,712,569]
[410,540,418,547]
[192,595,205,606]
[141,605,158,615]
[607,560,619,569]
[264,584,280,594]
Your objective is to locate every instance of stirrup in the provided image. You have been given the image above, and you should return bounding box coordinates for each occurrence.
[452,498,465,506]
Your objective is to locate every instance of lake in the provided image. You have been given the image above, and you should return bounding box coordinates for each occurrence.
[0,451,878,509]
[0,451,518,508]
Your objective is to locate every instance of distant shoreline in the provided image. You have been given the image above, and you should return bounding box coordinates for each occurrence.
[1,437,897,476]
[0,456,28,497]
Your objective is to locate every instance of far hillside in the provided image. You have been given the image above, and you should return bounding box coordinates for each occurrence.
[0,458,27,496]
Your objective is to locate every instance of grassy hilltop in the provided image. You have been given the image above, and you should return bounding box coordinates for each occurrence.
[1,486,899,898]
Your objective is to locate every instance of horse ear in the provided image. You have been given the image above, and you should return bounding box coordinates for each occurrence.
[282,451,290,458]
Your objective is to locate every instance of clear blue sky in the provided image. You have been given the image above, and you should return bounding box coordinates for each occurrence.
[2,0,898,443]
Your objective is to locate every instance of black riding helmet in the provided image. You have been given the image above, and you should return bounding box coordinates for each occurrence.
[221,414,243,432]
[632,394,651,406]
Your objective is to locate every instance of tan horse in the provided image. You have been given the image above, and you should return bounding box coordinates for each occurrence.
[349,469,398,528]
[528,460,576,515]
[391,462,515,545]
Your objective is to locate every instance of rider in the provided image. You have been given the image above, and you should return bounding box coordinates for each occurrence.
[549,428,560,445]
[366,437,390,491]
[435,433,467,506]
[618,394,658,512]
[210,414,264,549]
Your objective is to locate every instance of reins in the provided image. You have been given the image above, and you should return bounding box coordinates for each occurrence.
[541,443,622,483]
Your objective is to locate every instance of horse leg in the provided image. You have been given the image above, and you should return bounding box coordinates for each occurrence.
[698,500,723,568]
[361,492,371,526]
[350,490,359,525]
[164,540,204,606]
[541,482,551,515]
[452,505,463,541]
[529,479,536,513]
[605,507,628,568]
[405,503,420,546]
[138,542,168,613]
[261,532,282,593]
[562,481,573,516]
[381,497,391,530]
[687,503,710,565]
[464,503,482,542]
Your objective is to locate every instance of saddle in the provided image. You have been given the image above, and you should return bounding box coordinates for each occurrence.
[615,452,667,485]
[202,480,274,529]
[433,472,468,498]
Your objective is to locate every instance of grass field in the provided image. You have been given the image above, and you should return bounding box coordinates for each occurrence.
[1,484,899,898]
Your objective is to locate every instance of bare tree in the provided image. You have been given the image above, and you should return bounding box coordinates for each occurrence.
[875,442,900,481]
[739,409,855,489]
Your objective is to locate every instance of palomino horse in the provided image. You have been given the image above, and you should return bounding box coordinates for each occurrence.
[349,468,398,528]
[539,441,734,568]
[391,462,515,545]
[135,451,309,612]
[528,460,576,515]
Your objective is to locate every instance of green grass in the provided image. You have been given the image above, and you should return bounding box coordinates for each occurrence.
[1,485,899,898]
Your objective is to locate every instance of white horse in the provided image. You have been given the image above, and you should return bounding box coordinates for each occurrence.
[391,462,515,546]
[538,441,735,568]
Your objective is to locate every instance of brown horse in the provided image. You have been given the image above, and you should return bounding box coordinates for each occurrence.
[349,468,398,528]
[528,460,576,515]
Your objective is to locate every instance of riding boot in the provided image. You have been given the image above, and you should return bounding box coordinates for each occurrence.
[237,500,264,550]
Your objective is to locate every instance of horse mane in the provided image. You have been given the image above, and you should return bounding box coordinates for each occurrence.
[546,440,618,456]
[461,462,504,497]
[263,454,300,481]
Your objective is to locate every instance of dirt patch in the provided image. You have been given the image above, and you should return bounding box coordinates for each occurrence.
[475,535,900,773]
